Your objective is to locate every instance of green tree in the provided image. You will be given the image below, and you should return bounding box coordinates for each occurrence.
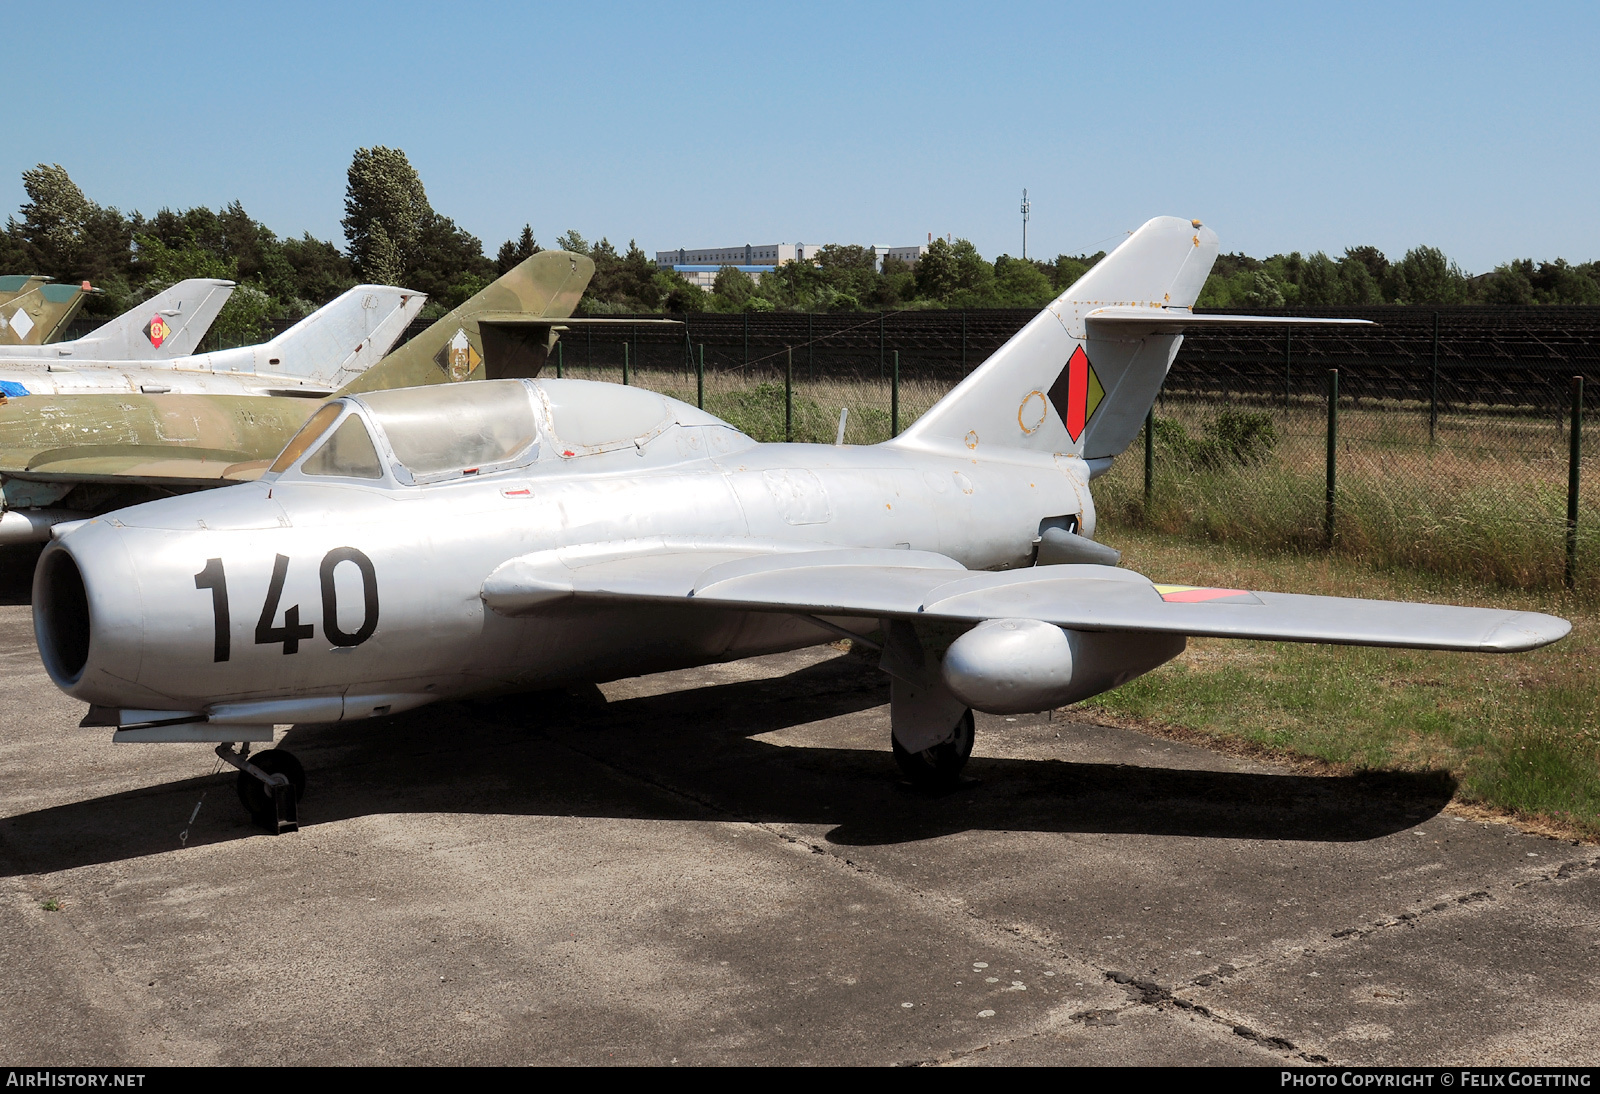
[495,224,540,274]
[992,254,1055,306]
[14,163,133,286]
[554,229,589,256]
[342,146,431,284]
[1386,246,1469,305]
[710,264,757,310]
[1526,259,1600,304]
[407,211,493,306]
[1051,251,1103,291]
[279,233,355,312]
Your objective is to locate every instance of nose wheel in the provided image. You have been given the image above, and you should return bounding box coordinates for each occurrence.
[216,743,304,833]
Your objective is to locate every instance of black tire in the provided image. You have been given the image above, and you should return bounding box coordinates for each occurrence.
[236,749,306,826]
[892,709,975,789]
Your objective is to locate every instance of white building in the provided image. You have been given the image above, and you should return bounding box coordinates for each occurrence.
[655,241,931,288]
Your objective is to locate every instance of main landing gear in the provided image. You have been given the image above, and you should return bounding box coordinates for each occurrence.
[892,708,975,790]
[215,743,304,834]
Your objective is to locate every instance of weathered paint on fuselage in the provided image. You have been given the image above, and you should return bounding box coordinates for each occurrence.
[0,393,319,478]
[52,416,1092,716]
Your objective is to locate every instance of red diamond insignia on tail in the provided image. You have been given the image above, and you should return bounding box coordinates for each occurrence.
[1047,345,1106,443]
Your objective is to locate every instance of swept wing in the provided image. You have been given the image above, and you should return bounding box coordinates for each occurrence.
[481,542,1569,653]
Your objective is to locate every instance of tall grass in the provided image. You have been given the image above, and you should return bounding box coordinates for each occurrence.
[1096,400,1600,601]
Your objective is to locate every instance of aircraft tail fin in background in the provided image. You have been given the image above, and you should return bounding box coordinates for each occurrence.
[891,217,1367,466]
[335,251,595,397]
[258,285,426,389]
[66,279,234,360]
[0,277,97,346]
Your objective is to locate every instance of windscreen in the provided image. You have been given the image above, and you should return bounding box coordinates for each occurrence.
[268,403,342,474]
[302,414,383,479]
[360,380,537,477]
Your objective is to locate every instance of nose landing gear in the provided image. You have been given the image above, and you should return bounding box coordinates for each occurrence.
[215,743,304,833]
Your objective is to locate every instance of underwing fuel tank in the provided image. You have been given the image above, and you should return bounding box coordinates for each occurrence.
[939,617,1185,714]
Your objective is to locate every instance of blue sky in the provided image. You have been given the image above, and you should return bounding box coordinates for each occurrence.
[4,1,1595,272]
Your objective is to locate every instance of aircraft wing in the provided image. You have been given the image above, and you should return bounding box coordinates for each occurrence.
[481,541,1570,653]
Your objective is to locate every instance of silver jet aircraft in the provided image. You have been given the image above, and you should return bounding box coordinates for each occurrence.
[32,217,1570,831]
[0,281,424,397]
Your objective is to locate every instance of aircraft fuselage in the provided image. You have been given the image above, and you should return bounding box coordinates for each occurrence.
[38,428,1092,726]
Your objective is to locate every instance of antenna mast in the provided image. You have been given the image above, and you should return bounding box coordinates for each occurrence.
[1020,188,1031,260]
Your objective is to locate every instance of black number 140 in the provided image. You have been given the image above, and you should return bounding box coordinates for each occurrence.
[194,549,380,662]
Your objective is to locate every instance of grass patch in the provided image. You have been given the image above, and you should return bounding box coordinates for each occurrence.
[1097,402,1600,600]
[1078,526,1600,840]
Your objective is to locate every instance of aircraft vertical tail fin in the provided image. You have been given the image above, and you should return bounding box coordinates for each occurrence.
[0,277,96,346]
[67,279,234,359]
[335,251,595,397]
[255,285,426,389]
[892,216,1219,461]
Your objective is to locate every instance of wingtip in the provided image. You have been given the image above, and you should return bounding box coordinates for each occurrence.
[1481,613,1573,652]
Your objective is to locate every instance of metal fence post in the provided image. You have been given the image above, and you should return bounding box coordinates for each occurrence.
[697,344,705,409]
[1284,328,1292,408]
[961,311,968,374]
[1144,407,1154,510]
[556,341,563,378]
[785,346,794,442]
[1430,311,1440,444]
[879,313,885,382]
[807,311,814,382]
[1326,368,1339,549]
[586,326,592,370]
[622,343,630,386]
[891,350,900,438]
[743,312,749,370]
[1568,375,1584,590]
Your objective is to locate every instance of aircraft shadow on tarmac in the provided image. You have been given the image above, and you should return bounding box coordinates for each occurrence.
[0,654,1454,877]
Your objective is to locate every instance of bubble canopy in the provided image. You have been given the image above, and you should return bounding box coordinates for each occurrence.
[359,380,538,478]
[270,377,722,484]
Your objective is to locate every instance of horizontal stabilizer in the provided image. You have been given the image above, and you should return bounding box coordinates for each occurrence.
[472,314,683,327]
[481,542,1570,654]
[1084,307,1373,329]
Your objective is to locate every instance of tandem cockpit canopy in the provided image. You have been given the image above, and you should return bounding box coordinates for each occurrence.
[266,378,748,485]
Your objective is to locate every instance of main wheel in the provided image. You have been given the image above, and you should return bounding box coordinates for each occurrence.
[236,749,306,827]
[892,709,975,789]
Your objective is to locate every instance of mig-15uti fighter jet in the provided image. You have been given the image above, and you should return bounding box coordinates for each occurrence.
[32,217,1571,832]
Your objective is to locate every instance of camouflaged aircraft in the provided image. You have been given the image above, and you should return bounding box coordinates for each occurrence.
[0,251,671,543]
[30,218,1571,831]
[0,274,99,346]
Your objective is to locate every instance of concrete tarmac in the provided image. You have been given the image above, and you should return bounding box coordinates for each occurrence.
[1,595,1596,1066]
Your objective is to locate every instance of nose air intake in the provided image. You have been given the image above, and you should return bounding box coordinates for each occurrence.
[35,547,91,686]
